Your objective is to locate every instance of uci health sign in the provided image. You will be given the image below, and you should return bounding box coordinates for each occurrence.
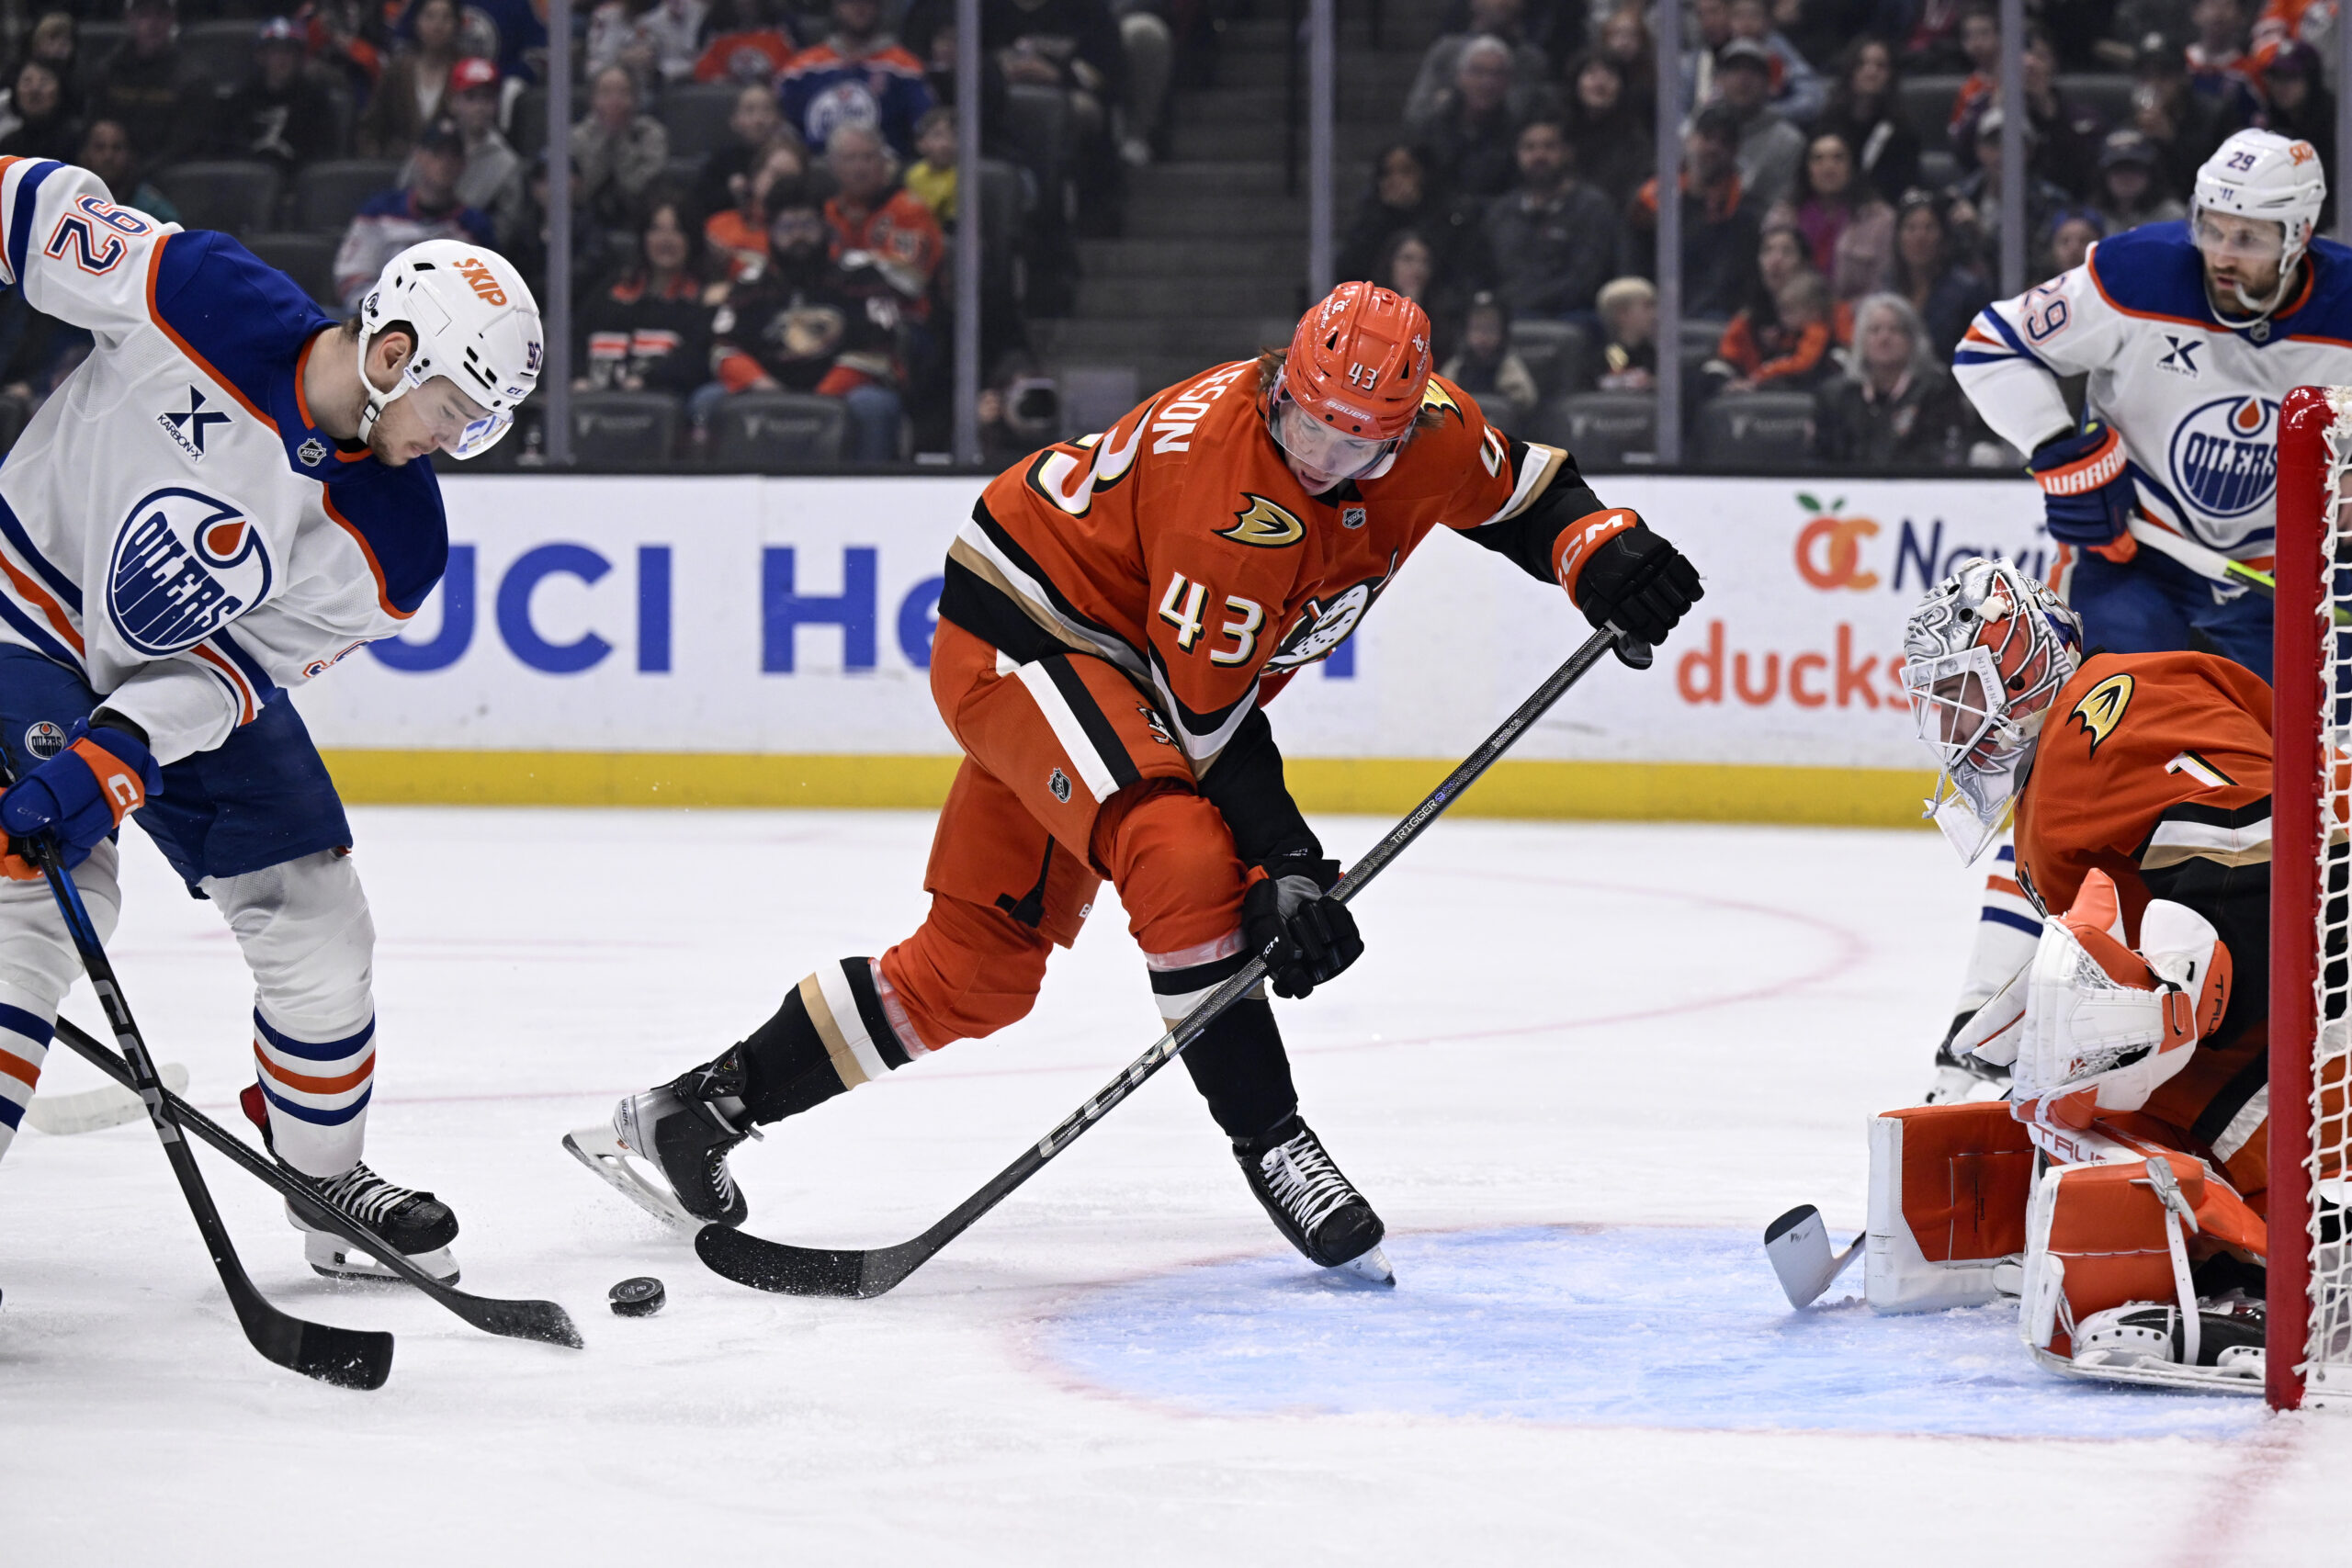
[288,472,2047,776]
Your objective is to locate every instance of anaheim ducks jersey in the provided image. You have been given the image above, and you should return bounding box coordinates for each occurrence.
[2011,649,2289,1176]
[0,157,446,764]
[942,362,1595,791]
[1954,220,2352,558]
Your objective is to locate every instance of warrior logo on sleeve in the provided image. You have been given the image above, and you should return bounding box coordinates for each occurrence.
[105,489,273,655]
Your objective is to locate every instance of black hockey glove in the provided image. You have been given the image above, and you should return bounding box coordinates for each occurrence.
[1242,855,1362,1001]
[1563,514,1702,648]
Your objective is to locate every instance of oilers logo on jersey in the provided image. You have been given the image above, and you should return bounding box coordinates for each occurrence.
[1953,220,2352,556]
[2168,395,2280,518]
[106,490,273,656]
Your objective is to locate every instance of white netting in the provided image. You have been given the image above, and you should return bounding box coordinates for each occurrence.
[2306,388,2352,1401]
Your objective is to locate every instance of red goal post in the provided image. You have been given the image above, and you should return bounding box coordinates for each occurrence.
[2272,383,2351,1411]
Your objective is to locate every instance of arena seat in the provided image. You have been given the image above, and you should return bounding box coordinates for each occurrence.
[570,391,682,468]
[1529,390,1657,468]
[709,392,850,469]
[175,19,268,89]
[1507,320,1590,400]
[243,232,340,309]
[1696,390,1819,468]
[1900,73,1968,147]
[154,161,283,238]
[659,82,741,160]
[294,160,403,233]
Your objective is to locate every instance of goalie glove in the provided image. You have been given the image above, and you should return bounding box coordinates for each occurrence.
[2001,868,2231,1130]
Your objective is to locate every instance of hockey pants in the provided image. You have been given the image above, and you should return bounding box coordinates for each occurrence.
[733,620,1299,1142]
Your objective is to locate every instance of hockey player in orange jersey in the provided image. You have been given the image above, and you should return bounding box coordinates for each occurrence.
[1878,555,2324,1388]
[588,283,1702,1280]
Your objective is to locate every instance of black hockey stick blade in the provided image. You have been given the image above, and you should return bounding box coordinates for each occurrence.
[50,1018,583,1349]
[695,1224,899,1298]
[692,627,1632,1299]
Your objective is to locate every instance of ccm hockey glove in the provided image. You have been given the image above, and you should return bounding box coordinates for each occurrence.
[1555,509,1702,647]
[2027,423,2138,548]
[0,719,160,879]
[1242,854,1363,1001]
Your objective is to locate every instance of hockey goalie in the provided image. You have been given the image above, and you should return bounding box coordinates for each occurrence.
[1873,555,2335,1392]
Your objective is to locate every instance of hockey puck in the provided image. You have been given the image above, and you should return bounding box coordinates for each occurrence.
[608,1276,665,1317]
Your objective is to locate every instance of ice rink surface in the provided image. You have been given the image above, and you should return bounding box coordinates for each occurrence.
[6,807,2347,1565]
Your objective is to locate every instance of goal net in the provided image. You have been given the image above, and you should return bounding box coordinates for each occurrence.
[2272,383,2352,1411]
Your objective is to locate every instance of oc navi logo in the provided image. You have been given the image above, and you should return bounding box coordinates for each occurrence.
[106,489,272,656]
[2168,396,2279,519]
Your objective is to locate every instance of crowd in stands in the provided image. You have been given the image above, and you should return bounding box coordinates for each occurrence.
[0,0,2335,468]
[1361,0,2339,468]
[0,0,1203,463]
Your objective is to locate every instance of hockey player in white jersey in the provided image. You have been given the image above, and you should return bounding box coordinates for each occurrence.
[0,156,540,1281]
[1929,128,2352,1102]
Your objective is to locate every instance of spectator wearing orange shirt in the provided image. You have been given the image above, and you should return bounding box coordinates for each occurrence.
[822,122,943,321]
[1713,270,1836,393]
[704,137,807,279]
[694,0,797,84]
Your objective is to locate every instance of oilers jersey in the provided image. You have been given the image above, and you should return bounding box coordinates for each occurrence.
[0,157,446,765]
[1953,220,2352,560]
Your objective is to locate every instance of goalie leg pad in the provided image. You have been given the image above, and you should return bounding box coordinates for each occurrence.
[2019,1149,2267,1359]
[1866,1101,2036,1313]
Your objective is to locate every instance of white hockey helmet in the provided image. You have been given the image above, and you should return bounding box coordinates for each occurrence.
[1901,558,2083,863]
[2191,128,2327,319]
[356,239,542,459]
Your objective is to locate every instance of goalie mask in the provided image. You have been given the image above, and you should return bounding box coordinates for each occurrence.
[1902,558,2083,863]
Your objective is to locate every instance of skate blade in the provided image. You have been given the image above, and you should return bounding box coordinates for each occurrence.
[563,1124,704,1236]
[306,1234,459,1285]
[2028,1344,2263,1395]
[1329,1245,1396,1288]
[24,1063,188,1134]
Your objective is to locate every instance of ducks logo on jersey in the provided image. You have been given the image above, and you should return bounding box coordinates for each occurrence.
[2167,396,2280,518]
[106,488,273,656]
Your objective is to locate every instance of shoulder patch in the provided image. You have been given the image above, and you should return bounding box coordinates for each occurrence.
[2068,672,2134,752]
[1420,379,1463,423]
[1220,494,1305,548]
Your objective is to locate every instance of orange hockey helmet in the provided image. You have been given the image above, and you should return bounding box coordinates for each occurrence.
[1269,283,1434,481]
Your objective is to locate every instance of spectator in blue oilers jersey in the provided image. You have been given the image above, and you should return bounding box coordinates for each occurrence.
[779,0,934,158]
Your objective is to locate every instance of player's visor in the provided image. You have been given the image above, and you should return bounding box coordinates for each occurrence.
[447,407,514,460]
[1268,394,1396,482]
[2191,209,2285,265]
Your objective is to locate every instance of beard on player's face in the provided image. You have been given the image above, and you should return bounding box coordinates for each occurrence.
[2197,212,2287,306]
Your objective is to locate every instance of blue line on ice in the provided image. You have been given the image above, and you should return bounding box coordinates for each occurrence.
[1038,1224,2268,1439]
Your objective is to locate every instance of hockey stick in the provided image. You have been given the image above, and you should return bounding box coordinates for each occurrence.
[2121,517,2352,627]
[696,625,1646,1297]
[1763,1204,1862,1308]
[19,829,394,1388]
[49,1015,584,1348]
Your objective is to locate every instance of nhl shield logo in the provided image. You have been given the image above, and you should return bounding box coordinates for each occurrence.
[1048,768,1073,803]
[2167,395,2280,519]
[22,720,65,760]
[298,437,328,468]
[1341,505,1366,529]
[106,489,273,656]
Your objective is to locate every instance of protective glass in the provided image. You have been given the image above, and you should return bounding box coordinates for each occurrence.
[1268,393,1395,481]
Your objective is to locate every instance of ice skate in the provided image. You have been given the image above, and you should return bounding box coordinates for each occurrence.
[241,1085,460,1283]
[571,1051,758,1233]
[1922,1015,2010,1105]
[2046,1298,2267,1392]
[1237,1115,1393,1285]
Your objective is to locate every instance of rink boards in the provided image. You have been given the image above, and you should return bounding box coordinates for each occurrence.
[294,473,2048,825]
